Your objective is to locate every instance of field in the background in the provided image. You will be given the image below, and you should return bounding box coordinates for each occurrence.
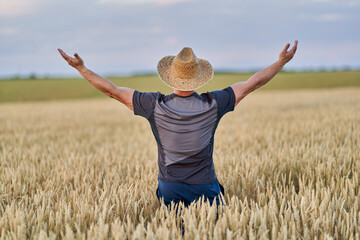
[0,70,359,102]
[1,87,359,239]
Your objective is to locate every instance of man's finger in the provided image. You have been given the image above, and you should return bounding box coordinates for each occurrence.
[74,53,83,61]
[290,40,298,53]
[281,43,290,53]
[58,48,71,60]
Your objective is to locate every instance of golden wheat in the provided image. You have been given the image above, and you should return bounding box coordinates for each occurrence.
[1,87,359,239]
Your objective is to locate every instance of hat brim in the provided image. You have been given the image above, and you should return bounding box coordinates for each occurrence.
[157,56,214,91]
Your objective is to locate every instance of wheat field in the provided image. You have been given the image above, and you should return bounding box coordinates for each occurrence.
[1,87,359,239]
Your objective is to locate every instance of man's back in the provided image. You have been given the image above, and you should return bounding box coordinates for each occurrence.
[133,86,236,184]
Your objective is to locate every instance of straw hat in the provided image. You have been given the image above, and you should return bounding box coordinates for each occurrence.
[157,47,214,91]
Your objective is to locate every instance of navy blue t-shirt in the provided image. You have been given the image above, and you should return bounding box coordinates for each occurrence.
[133,86,236,184]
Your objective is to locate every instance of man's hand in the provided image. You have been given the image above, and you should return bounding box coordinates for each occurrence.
[278,40,298,65]
[58,48,85,70]
[57,48,135,110]
[231,40,298,107]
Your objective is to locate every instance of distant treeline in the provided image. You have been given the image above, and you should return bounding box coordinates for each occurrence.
[0,71,360,103]
[1,67,359,80]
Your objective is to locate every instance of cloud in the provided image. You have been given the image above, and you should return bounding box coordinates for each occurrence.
[310,0,336,3]
[298,13,347,23]
[155,0,196,5]
[98,0,153,4]
[165,37,178,45]
[297,0,360,7]
[0,0,44,16]
[0,27,18,35]
[316,13,346,22]
[97,0,197,6]
[347,0,360,7]
[0,0,359,77]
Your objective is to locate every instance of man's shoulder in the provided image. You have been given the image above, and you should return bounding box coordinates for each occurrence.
[133,90,163,100]
[207,86,234,97]
[132,90,163,118]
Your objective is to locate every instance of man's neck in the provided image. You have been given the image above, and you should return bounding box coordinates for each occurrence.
[173,89,195,96]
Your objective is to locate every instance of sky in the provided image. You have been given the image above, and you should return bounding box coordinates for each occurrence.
[0,0,359,77]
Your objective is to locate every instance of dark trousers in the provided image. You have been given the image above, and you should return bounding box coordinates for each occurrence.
[156,178,225,207]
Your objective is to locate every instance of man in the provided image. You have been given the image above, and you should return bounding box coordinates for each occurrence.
[58,41,298,207]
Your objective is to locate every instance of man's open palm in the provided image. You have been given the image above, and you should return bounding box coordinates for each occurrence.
[279,40,298,64]
[58,49,84,70]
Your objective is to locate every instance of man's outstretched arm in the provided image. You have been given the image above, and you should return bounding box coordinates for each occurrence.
[58,49,134,110]
[231,40,298,107]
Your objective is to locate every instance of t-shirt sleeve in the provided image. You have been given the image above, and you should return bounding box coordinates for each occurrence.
[132,90,158,119]
[209,86,236,118]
